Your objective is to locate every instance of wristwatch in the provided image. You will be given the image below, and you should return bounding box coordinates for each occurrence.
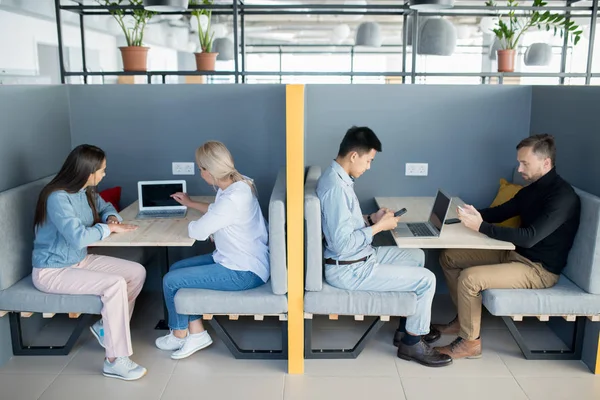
[367,215,374,226]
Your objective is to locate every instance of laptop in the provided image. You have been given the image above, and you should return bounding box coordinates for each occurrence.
[393,189,452,238]
[136,180,188,219]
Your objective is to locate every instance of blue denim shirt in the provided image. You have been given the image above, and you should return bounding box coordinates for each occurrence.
[316,161,374,262]
[32,189,121,268]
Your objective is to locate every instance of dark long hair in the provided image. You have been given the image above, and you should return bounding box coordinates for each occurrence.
[34,144,106,228]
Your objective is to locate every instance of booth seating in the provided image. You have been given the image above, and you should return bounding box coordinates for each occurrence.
[303,166,418,359]
[173,167,289,359]
[0,176,148,355]
[482,169,600,360]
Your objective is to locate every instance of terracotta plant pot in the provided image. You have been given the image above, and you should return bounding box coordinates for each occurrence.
[497,49,516,73]
[194,52,219,71]
[119,46,149,72]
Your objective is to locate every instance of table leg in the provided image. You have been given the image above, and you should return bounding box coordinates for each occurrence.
[154,247,171,330]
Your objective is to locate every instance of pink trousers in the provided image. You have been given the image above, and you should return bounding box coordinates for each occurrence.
[32,254,146,358]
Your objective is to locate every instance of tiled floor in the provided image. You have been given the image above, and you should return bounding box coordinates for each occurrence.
[0,294,599,400]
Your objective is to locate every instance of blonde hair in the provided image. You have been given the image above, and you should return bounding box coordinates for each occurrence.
[195,141,256,194]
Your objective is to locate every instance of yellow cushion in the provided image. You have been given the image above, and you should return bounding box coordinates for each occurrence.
[490,178,523,227]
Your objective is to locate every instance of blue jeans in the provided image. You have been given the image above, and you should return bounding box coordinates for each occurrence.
[325,246,434,336]
[163,254,264,330]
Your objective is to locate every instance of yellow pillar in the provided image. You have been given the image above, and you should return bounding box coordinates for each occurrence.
[595,332,600,374]
[286,84,305,374]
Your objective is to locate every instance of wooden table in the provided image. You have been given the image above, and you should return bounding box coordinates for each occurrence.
[91,196,215,329]
[91,196,214,247]
[375,197,515,250]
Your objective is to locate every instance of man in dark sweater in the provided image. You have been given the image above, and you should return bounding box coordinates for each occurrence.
[433,134,580,359]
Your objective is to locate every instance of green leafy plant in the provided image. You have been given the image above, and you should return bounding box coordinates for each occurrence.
[485,0,582,50]
[98,0,155,47]
[190,0,215,53]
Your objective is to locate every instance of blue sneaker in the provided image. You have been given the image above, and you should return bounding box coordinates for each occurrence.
[90,319,105,349]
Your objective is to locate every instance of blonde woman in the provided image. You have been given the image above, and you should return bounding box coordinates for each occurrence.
[155,141,270,359]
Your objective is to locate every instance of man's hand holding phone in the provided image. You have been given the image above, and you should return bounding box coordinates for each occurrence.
[370,208,391,225]
[457,204,483,231]
[373,212,401,233]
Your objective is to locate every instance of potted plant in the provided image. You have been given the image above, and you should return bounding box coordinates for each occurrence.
[190,0,219,71]
[485,0,582,72]
[99,0,155,72]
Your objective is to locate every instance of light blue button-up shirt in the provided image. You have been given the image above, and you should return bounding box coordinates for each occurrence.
[32,189,120,269]
[316,161,375,262]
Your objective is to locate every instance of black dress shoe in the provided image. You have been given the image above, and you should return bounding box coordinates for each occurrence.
[397,339,453,368]
[393,326,441,347]
[424,326,441,344]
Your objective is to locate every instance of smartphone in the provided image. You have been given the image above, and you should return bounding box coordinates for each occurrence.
[445,218,461,225]
[394,208,407,217]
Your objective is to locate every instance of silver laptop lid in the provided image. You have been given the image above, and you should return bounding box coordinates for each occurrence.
[137,180,187,212]
[428,190,452,234]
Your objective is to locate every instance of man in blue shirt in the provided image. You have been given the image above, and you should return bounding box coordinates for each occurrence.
[316,126,452,368]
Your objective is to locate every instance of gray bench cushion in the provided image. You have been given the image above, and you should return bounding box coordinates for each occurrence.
[174,282,287,315]
[268,168,287,295]
[562,188,600,295]
[304,166,323,292]
[0,275,102,314]
[0,176,53,291]
[304,282,417,316]
[483,275,600,316]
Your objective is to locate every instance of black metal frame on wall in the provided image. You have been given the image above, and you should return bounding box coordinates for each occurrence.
[54,0,600,85]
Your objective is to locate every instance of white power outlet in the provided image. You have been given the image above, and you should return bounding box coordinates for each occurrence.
[172,162,195,175]
[405,163,428,176]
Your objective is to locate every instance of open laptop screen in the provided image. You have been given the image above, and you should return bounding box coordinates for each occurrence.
[141,183,183,208]
[429,190,451,231]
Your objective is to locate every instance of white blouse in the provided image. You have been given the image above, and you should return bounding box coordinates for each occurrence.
[187,180,270,283]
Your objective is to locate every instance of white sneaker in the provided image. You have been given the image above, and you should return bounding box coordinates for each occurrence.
[103,357,147,381]
[90,320,105,349]
[155,331,186,351]
[171,331,213,360]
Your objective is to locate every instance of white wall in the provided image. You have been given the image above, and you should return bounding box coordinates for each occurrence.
[0,9,180,83]
[0,10,118,74]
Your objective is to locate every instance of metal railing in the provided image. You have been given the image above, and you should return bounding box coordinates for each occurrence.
[54,0,600,85]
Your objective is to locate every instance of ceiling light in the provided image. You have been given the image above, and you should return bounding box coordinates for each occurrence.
[355,22,382,47]
[143,0,188,12]
[524,43,553,66]
[418,18,457,56]
[409,0,455,11]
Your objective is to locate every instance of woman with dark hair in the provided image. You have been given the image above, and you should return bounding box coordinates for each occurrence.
[32,144,147,381]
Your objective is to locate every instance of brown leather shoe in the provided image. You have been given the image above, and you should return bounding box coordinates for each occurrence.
[432,316,460,335]
[435,337,482,359]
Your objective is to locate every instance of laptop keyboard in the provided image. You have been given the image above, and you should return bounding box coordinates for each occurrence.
[406,223,432,237]
[140,210,185,216]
